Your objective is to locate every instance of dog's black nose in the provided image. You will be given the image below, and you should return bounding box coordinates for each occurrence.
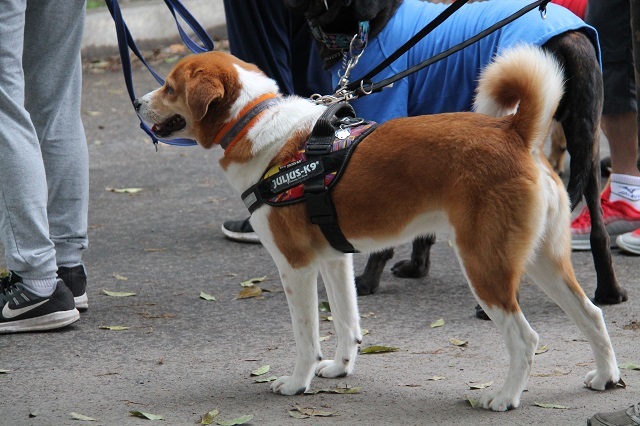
[133,99,142,112]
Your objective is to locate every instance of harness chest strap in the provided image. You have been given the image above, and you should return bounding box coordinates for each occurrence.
[241,102,377,254]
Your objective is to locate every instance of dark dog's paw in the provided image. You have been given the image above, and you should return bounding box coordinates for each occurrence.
[355,275,377,296]
[391,260,428,278]
[593,287,628,305]
[475,304,491,321]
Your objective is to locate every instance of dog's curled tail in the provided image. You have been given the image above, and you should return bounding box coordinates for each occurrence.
[473,44,564,154]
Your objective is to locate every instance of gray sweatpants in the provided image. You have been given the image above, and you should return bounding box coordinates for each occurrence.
[0,1,89,292]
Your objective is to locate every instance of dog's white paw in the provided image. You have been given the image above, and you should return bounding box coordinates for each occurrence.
[480,390,520,412]
[315,359,353,379]
[270,376,308,396]
[584,368,620,391]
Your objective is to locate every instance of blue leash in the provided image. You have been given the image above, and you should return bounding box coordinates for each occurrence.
[104,0,215,147]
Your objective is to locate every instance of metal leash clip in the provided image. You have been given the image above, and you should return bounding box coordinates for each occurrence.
[312,22,369,105]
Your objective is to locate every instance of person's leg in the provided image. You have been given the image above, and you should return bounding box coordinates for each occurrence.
[23,0,89,306]
[572,0,640,249]
[615,0,640,254]
[0,0,57,291]
[223,0,296,95]
[0,0,78,333]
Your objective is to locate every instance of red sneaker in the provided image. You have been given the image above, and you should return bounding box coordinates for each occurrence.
[616,228,640,255]
[571,187,640,250]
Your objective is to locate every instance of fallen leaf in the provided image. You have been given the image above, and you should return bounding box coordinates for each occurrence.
[99,325,130,331]
[254,375,277,383]
[129,411,164,420]
[112,274,128,281]
[288,410,309,419]
[251,365,270,376]
[29,411,38,418]
[0,369,10,374]
[360,312,375,318]
[200,292,216,301]
[533,402,570,409]
[294,406,335,417]
[318,301,331,312]
[430,318,445,328]
[535,345,549,355]
[449,338,468,347]
[215,414,254,425]
[466,397,480,408]
[319,335,331,342]
[199,410,219,425]
[240,276,266,287]
[360,345,399,354]
[468,381,493,390]
[70,412,98,421]
[428,376,446,381]
[320,315,333,322]
[619,362,640,370]
[101,289,136,297]
[361,329,370,336]
[235,285,262,299]
[107,187,143,194]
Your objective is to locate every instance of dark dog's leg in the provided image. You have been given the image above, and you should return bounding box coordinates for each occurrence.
[356,248,394,295]
[544,32,627,304]
[391,234,435,278]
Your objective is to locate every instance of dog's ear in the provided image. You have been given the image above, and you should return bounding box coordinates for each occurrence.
[186,72,224,121]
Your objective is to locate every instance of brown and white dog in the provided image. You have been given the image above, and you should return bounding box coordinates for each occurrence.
[134,46,619,411]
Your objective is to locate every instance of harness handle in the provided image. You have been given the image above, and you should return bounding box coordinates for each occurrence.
[104,0,215,147]
[344,0,552,97]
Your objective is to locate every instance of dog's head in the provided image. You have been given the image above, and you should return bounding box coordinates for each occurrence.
[135,51,278,148]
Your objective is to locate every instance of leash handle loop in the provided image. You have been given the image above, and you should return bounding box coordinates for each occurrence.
[163,0,215,53]
[104,0,215,147]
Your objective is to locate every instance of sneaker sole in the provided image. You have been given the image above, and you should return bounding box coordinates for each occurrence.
[75,293,89,311]
[571,238,620,251]
[616,235,640,255]
[0,309,80,334]
[220,224,261,244]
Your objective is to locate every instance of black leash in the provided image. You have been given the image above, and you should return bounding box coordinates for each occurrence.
[340,0,552,98]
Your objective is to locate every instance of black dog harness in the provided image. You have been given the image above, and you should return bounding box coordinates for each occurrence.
[241,103,377,253]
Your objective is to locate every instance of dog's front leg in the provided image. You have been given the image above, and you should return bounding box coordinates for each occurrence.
[270,263,322,395]
[316,256,362,379]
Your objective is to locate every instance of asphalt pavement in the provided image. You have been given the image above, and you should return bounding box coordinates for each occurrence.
[1,3,639,426]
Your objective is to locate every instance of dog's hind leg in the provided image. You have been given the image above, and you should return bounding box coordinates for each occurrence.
[316,255,362,379]
[391,234,436,278]
[270,261,323,395]
[454,237,538,411]
[356,248,394,295]
[525,250,620,391]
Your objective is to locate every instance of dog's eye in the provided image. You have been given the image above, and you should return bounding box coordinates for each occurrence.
[165,84,175,95]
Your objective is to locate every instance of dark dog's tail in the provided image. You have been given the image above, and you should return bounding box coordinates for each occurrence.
[473,45,564,159]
